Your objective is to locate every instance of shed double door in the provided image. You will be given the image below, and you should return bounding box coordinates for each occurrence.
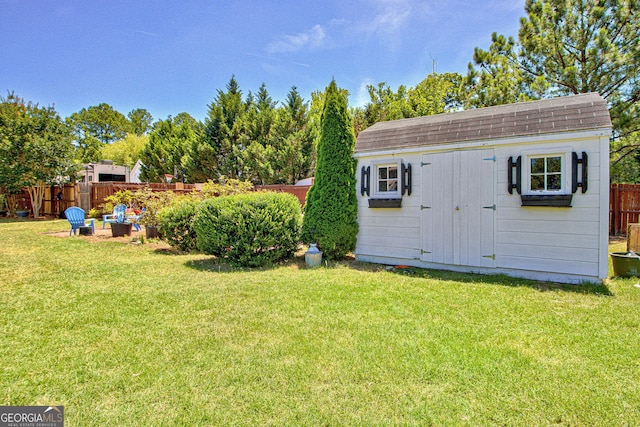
[421,149,495,268]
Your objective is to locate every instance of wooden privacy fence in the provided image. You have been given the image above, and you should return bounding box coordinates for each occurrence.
[30,182,311,217]
[31,182,640,235]
[254,185,310,205]
[610,183,640,235]
[12,185,78,218]
[90,182,197,211]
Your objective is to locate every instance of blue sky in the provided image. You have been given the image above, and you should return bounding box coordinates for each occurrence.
[1,0,525,122]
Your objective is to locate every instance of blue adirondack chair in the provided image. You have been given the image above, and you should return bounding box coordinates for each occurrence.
[127,207,144,232]
[65,206,95,236]
[102,203,127,229]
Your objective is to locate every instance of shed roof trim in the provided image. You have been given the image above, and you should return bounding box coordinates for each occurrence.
[355,93,611,153]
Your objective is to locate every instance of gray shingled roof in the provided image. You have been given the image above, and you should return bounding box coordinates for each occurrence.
[355,92,611,153]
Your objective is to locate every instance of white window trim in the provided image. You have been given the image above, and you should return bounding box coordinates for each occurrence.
[521,148,572,195]
[370,159,402,199]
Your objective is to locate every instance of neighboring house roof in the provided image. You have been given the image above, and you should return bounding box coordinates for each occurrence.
[295,177,314,186]
[130,160,143,183]
[355,92,612,153]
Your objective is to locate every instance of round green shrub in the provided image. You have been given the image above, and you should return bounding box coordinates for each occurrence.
[157,199,201,252]
[194,192,302,267]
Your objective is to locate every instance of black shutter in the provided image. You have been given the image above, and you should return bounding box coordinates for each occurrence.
[401,163,412,196]
[361,166,370,196]
[572,152,588,193]
[508,156,522,195]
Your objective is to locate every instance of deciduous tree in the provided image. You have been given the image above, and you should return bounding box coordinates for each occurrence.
[100,133,148,169]
[359,72,464,130]
[128,108,153,135]
[67,103,130,162]
[0,93,76,218]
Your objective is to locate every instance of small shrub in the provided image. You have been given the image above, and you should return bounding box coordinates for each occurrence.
[189,178,254,200]
[102,190,134,213]
[194,192,301,267]
[157,199,201,252]
[133,188,175,226]
[88,208,102,219]
[200,178,254,198]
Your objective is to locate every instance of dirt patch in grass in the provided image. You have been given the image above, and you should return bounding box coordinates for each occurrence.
[44,226,171,249]
[609,235,627,244]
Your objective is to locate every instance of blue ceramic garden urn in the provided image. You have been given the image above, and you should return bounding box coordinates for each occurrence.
[305,243,323,268]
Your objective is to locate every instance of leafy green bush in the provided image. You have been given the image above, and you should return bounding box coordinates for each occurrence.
[157,199,201,252]
[133,188,175,227]
[102,190,134,213]
[195,192,301,267]
[199,178,254,198]
[88,208,102,219]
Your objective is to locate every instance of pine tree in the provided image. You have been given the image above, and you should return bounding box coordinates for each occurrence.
[302,80,358,259]
[465,0,639,138]
[270,86,315,184]
[465,0,639,180]
[194,75,247,181]
[141,115,199,183]
[241,83,276,184]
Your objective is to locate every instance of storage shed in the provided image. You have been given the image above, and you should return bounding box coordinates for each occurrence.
[354,93,612,284]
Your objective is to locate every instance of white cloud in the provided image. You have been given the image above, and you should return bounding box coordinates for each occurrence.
[266,24,326,54]
[263,0,420,58]
[488,0,525,13]
[345,0,420,51]
[367,0,412,35]
[354,78,374,107]
[133,30,160,37]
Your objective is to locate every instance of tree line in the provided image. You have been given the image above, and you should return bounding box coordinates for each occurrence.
[1,0,638,217]
[62,79,320,186]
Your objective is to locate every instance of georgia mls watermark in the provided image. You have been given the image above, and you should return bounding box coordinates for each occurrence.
[0,406,63,427]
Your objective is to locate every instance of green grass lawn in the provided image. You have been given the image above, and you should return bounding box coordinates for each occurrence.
[1,219,639,426]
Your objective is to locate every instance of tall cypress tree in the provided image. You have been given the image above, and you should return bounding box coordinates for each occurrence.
[302,80,358,259]
[141,116,198,183]
[189,75,247,182]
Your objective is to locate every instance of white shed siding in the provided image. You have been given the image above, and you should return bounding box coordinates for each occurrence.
[597,134,611,280]
[355,153,423,262]
[354,94,611,284]
[493,137,603,279]
[355,130,610,284]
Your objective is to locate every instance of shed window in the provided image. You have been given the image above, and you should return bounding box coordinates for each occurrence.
[377,165,398,193]
[511,148,578,207]
[522,149,571,196]
[361,159,411,207]
[530,155,562,192]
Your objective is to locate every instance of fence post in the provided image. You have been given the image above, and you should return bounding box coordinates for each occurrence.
[611,184,618,235]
